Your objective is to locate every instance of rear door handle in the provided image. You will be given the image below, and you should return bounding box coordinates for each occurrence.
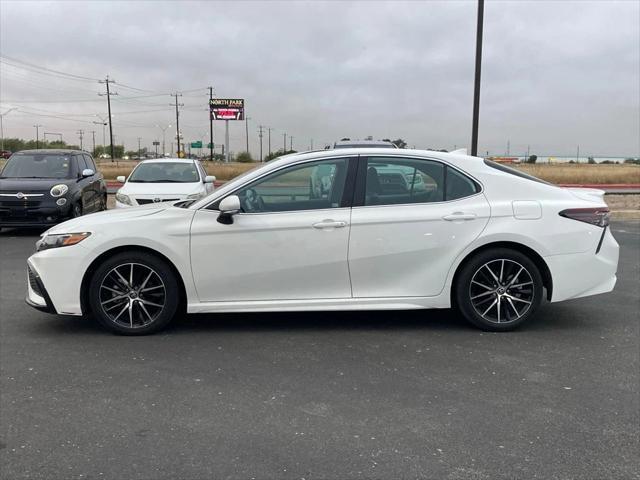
[312,220,348,229]
[443,212,477,221]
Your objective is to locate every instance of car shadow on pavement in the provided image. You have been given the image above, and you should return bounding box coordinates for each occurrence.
[33,301,594,336]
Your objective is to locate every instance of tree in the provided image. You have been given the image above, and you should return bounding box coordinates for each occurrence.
[588,156,596,164]
[527,155,538,164]
[236,151,254,163]
[392,138,407,149]
[264,149,297,161]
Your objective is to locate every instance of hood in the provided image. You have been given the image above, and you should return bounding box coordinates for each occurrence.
[119,182,203,196]
[45,202,171,235]
[0,177,73,192]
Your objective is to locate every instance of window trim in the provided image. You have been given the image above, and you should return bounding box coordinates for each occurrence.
[204,155,359,213]
[353,155,483,208]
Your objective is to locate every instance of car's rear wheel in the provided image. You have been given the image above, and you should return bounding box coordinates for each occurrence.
[88,251,179,335]
[455,248,543,331]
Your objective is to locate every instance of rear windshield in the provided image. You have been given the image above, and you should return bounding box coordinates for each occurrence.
[0,153,72,179]
[128,162,200,183]
[483,159,551,185]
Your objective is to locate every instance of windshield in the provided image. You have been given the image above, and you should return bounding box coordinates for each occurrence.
[0,153,72,179]
[128,162,200,183]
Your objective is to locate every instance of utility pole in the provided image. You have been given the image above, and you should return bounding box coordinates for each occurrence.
[77,129,84,151]
[576,145,580,163]
[170,93,184,157]
[283,133,286,152]
[137,137,142,159]
[310,139,313,150]
[90,130,96,154]
[258,125,264,162]
[526,144,530,161]
[290,136,293,151]
[33,124,43,149]
[0,107,16,151]
[268,127,272,155]
[208,86,214,161]
[470,0,485,156]
[245,116,251,155]
[506,139,510,156]
[98,76,117,161]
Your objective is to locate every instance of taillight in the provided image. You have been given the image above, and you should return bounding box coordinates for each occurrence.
[559,207,610,227]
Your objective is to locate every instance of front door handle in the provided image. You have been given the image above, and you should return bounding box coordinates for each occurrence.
[312,220,348,229]
[443,212,477,221]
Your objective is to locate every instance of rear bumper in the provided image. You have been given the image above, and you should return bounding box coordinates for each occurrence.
[546,227,619,302]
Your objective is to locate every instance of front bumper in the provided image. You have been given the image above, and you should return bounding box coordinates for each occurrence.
[26,261,57,313]
[0,204,71,227]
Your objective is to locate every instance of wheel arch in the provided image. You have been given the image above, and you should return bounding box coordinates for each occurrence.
[450,241,553,304]
[80,245,187,316]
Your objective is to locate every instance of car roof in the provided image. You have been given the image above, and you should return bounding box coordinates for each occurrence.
[14,149,87,155]
[135,158,196,164]
[334,140,396,148]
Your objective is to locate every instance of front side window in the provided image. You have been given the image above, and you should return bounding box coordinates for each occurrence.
[363,157,479,206]
[234,158,349,213]
[0,153,72,179]
[128,162,199,183]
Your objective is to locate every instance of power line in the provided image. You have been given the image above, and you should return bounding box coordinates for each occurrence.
[0,55,100,82]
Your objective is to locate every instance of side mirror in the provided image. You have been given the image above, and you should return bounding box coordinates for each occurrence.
[116,175,126,183]
[82,168,95,178]
[217,195,241,224]
[204,175,216,184]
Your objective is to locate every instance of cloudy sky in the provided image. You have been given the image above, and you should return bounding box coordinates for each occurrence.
[1,0,638,157]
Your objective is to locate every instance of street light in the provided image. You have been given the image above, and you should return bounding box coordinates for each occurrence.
[156,124,171,157]
[0,107,16,151]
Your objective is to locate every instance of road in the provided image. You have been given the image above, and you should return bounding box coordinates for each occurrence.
[1,222,638,480]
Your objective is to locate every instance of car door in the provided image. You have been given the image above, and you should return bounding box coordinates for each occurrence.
[190,156,357,302]
[348,155,490,298]
[82,154,100,212]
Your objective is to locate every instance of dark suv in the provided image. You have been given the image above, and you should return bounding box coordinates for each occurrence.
[0,150,107,229]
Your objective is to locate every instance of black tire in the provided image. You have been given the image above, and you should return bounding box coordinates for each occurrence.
[100,194,108,211]
[455,248,543,331]
[88,251,179,335]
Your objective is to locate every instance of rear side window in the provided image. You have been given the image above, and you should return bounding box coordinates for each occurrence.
[446,167,479,200]
[361,157,480,206]
[483,159,550,185]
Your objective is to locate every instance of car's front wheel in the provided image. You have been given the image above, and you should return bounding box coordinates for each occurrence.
[88,251,179,335]
[455,248,543,331]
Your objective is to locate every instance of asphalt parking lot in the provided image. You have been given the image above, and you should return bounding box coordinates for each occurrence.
[1,221,638,480]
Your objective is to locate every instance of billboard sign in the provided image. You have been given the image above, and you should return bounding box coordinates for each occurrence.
[210,98,245,121]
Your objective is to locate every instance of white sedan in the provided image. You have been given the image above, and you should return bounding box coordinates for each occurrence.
[26,148,619,335]
[114,158,215,207]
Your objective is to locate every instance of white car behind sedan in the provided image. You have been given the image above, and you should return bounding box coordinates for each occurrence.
[115,158,215,207]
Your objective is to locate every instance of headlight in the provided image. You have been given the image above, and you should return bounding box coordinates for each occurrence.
[115,192,132,205]
[36,232,91,252]
[50,184,68,197]
[187,192,204,200]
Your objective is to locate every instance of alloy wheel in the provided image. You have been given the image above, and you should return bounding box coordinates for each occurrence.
[98,263,166,328]
[469,259,534,324]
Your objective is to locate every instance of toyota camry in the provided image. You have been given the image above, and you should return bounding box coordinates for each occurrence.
[26,148,619,335]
